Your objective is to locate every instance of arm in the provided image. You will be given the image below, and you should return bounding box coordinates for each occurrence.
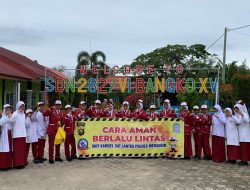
[218,114,227,124]
[0,116,10,126]
[242,113,250,123]
[9,111,18,123]
[43,108,51,117]
[31,111,38,122]
[232,115,242,125]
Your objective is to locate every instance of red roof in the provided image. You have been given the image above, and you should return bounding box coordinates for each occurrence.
[0,47,67,80]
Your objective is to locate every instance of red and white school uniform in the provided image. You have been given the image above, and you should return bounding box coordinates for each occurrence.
[200,113,212,159]
[117,109,132,118]
[43,107,64,161]
[160,109,176,118]
[86,106,103,118]
[148,112,159,119]
[101,110,117,118]
[236,105,250,162]
[62,113,77,159]
[211,105,227,163]
[0,110,12,169]
[180,110,193,158]
[133,109,147,120]
[34,110,48,161]
[25,115,39,161]
[75,108,87,119]
[10,101,27,167]
[225,108,241,161]
[192,113,203,159]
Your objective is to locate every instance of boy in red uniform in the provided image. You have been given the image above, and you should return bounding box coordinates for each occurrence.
[43,100,64,164]
[133,99,147,120]
[200,105,212,160]
[160,99,176,118]
[117,101,132,118]
[179,102,193,159]
[86,100,102,118]
[191,106,203,160]
[148,105,159,118]
[75,101,87,119]
[62,105,77,161]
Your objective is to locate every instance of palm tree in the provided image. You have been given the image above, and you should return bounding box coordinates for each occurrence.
[75,50,107,78]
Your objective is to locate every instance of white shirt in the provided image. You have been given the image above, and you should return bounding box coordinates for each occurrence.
[10,110,27,138]
[25,116,38,143]
[237,113,250,142]
[225,116,241,146]
[212,113,226,137]
[33,111,48,139]
[0,115,12,152]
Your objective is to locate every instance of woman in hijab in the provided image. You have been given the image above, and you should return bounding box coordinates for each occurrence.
[211,104,227,163]
[132,99,147,120]
[0,104,13,170]
[224,108,241,164]
[234,103,250,166]
[10,101,27,168]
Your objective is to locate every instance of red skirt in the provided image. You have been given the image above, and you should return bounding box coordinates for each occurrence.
[239,142,250,161]
[13,137,27,167]
[212,135,226,162]
[0,130,13,169]
[227,145,240,161]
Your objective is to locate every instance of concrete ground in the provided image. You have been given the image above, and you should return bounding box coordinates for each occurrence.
[0,145,250,190]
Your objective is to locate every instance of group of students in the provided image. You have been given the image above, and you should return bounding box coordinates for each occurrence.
[0,98,250,171]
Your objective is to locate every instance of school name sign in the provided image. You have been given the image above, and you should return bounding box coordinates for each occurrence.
[46,64,218,94]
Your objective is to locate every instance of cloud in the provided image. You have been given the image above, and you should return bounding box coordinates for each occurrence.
[0,26,46,46]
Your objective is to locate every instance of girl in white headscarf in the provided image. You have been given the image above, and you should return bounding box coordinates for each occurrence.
[211,104,227,163]
[234,103,250,166]
[224,108,241,164]
[0,104,13,170]
[10,101,27,168]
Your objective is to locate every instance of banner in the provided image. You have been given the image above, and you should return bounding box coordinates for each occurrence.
[75,118,184,158]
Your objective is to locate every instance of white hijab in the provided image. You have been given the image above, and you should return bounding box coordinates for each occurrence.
[214,104,223,116]
[16,101,25,111]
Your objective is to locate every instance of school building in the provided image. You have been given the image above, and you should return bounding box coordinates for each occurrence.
[0,47,66,110]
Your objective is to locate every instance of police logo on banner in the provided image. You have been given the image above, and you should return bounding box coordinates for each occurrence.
[172,123,181,134]
[78,139,89,150]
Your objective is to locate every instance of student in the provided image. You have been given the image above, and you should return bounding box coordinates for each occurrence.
[34,102,47,163]
[10,101,27,168]
[132,99,147,120]
[211,104,226,163]
[101,101,116,118]
[179,102,193,159]
[148,105,159,119]
[43,100,64,164]
[200,105,212,160]
[192,106,203,160]
[25,109,39,164]
[117,101,132,118]
[224,107,241,164]
[160,99,176,118]
[235,103,250,166]
[86,100,103,118]
[0,104,13,170]
[62,105,77,161]
[75,101,88,119]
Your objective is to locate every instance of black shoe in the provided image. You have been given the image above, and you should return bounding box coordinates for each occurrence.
[71,155,77,160]
[49,160,54,164]
[33,159,40,164]
[42,158,47,161]
[55,158,63,162]
[238,161,248,166]
[38,159,44,163]
[67,158,72,162]
[193,156,200,161]
[203,156,212,160]
[184,156,191,160]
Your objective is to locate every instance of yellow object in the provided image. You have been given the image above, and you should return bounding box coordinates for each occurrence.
[54,127,66,145]
[75,118,184,158]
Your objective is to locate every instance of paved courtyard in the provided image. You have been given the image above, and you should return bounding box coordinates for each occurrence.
[0,145,250,190]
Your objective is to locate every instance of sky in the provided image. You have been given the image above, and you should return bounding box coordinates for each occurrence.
[0,0,250,71]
